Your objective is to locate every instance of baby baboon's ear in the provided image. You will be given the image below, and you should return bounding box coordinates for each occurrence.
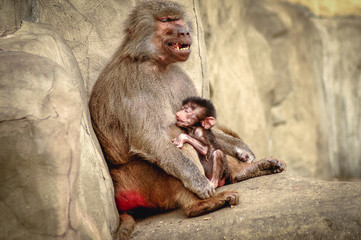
[201,116,216,130]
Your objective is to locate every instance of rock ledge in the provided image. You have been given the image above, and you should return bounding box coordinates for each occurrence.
[131,173,361,240]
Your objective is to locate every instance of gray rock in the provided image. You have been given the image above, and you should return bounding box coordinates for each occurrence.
[37,0,208,96]
[200,0,361,180]
[131,173,361,240]
[0,50,83,238]
[0,22,117,239]
[1,0,361,239]
[0,1,209,238]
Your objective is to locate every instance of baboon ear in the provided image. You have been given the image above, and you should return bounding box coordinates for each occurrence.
[201,117,216,130]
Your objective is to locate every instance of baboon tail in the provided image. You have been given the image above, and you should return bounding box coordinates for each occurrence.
[115,213,135,240]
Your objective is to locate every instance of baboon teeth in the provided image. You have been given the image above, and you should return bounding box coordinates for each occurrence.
[169,43,190,51]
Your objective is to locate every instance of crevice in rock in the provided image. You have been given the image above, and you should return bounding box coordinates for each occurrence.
[0,114,58,123]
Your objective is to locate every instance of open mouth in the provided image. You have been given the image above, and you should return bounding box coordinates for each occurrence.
[168,42,191,51]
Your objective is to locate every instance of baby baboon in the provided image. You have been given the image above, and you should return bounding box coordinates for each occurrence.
[173,96,229,188]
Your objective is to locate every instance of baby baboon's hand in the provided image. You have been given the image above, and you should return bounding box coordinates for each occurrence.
[172,133,188,149]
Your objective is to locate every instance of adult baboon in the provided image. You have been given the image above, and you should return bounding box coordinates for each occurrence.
[89,1,285,239]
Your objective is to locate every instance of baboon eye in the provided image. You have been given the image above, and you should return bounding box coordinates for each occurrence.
[182,106,191,113]
[159,17,180,22]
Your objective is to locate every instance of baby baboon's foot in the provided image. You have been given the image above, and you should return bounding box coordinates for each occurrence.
[258,157,286,173]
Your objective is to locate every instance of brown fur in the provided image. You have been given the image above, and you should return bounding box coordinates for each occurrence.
[111,160,239,215]
[89,1,285,239]
[216,125,241,139]
[173,97,229,188]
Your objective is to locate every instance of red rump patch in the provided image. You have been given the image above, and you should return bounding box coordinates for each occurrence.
[115,191,149,212]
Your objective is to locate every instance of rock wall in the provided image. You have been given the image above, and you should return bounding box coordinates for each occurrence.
[200,0,361,180]
[282,0,361,17]
[36,0,208,97]
[0,0,207,239]
[3,0,359,181]
[0,22,117,239]
[131,173,361,240]
[1,0,361,239]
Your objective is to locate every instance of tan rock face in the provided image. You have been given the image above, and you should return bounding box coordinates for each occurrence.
[0,22,117,239]
[131,173,361,240]
[0,1,207,239]
[281,0,361,17]
[200,0,361,180]
[1,0,360,239]
[37,0,208,97]
[0,51,80,237]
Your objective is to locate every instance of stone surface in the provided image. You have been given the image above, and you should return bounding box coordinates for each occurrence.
[200,0,361,180]
[0,0,38,36]
[131,173,361,240]
[36,0,209,97]
[0,1,209,239]
[281,0,361,17]
[0,51,81,239]
[3,0,359,180]
[1,0,361,239]
[0,22,117,239]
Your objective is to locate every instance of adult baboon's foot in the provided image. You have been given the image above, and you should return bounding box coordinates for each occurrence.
[116,213,135,240]
[185,190,240,218]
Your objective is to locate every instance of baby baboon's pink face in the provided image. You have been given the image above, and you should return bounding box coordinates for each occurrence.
[175,103,204,128]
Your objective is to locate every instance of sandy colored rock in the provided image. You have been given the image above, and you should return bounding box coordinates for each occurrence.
[1,0,361,239]
[131,173,361,240]
[37,0,208,97]
[0,50,82,238]
[0,22,117,239]
[0,1,210,239]
[200,0,361,179]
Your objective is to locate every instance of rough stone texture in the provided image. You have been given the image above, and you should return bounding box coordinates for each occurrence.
[0,51,81,239]
[0,1,208,239]
[1,0,361,239]
[36,0,209,97]
[0,22,117,239]
[0,0,38,36]
[131,173,361,240]
[311,17,361,179]
[200,0,361,180]
[282,0,361,17]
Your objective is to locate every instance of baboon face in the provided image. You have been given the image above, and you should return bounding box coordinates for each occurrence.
[152,15,192,63]
[175,102,205,128]
[176,97,217,129]
[121,1,193,64]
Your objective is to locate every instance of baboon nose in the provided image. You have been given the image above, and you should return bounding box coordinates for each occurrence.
[178,28,190,37]
[180,31,189,36]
